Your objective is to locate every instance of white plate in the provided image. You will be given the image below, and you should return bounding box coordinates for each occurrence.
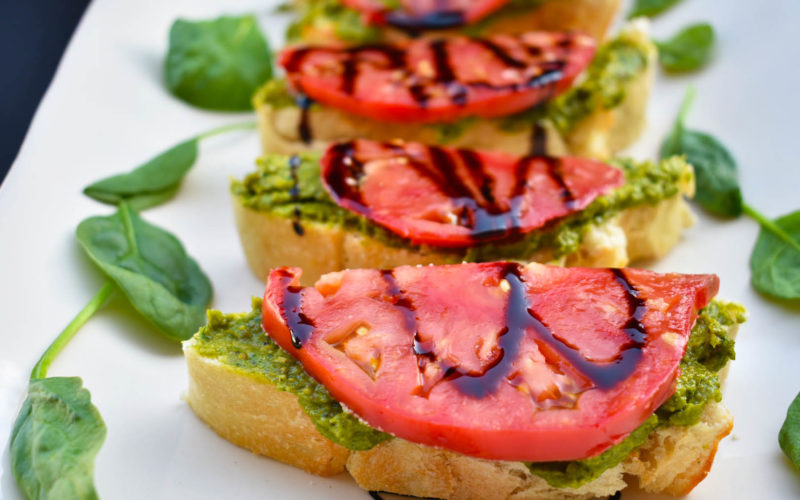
[1,0,799,498]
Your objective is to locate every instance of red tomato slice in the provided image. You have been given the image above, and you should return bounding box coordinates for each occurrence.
[320,139,624,247]
[279,32,596,123]
[339,0,514,29]
[263,262,719,462]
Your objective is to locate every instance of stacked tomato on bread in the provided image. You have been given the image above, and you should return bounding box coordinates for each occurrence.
[185,262,744,498]
[289,0,623,44]
[256,20,655,158]
[232,138,695,284]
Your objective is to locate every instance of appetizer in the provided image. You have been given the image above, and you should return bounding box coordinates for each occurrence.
[184,262,746,499]
[288,0,622,44]
[256,21,655,158]
[232,139,695,284]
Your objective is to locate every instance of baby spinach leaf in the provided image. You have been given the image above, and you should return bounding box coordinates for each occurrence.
[10,377,106,500]
[627,0,683,18]
[82,122,255,211]
[165,15,272,111]
[84,139,197,211]
[655,23,715,73]
[76,203,212,340]
[749,209,800,300]
[780,392,800,468]
[661,89,743,217]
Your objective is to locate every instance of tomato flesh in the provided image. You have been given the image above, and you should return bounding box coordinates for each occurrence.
[263,262,719,462]
[320,139,624,247]
[279,32,596,123]
[340,0,514,29]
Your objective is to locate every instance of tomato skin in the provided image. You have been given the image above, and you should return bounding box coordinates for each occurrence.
[340,0,514,28]
[263,263,719,462]
[279,32,596,124]
[320,139,624,247]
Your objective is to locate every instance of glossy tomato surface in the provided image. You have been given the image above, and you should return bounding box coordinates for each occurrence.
[263,262,719,462]
[339,0,514,29]
[320,139,624,247]
[279,31,596,123]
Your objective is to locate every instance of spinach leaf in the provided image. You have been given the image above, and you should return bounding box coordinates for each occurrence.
[661,88,743,217]
[10,377,106,500]
[165,15,272,111]
[83,122,255,211]
[655,23,715,73]
[780,392,800,468]
[84,139,197,210]
[749,209,800,300]
[627,0,683,18]
[76,203,213,340]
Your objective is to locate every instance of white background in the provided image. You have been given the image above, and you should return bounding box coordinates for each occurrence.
[1,0,799,498]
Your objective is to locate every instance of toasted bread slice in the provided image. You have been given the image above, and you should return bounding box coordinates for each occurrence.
[232,185,695,286]
[184,315,739,499]
[291,0,623,44]
[257,21,656,159]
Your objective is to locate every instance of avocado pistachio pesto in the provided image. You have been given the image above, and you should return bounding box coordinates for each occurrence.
[254,26,651,140]
[193,298,391,450]
[287,0,547,44]
[189,299,744,488]
[231,152,693,261]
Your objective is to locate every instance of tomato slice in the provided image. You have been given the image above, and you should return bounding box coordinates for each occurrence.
[263,262,719,462]
[339,0,514,30]
[320,139,624,247]
[279,32,596,123]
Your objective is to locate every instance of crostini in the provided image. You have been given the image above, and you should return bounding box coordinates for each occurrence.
[232,139,695,284]
[184,262,746,499]
[256,21,655,159]
[288,0,622,45]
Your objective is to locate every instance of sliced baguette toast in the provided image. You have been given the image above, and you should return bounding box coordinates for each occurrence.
[257,21,656,159]
[291,0,623,44]
[232,181,695,285]
[184,312,740,499]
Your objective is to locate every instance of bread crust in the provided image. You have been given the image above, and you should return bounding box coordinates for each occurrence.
[293,0,622,44]
[184,343,349,476]
[184,322,740,498]
[233,190,694,285]
[257,23,655,159]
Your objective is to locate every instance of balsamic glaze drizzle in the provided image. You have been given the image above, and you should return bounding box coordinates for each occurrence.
[283,36,571,112]
[324,141,580,242]
[384,9,466,31]
[275,269,315,349]
[282,263,648,397]
[529,122,548,156]
[288,155,304,236]
[295,94,314,145]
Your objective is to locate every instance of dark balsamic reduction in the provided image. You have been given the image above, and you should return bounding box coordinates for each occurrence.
[323,141,581,243]
[274,269,315,349]
[295,94,314,145]
[451,263,529,397]
[356,264,648,399]
[529,122,548,156]
[379,270,418,333]
[384,9,466,31]
[543,157,577,209]
[518,268,647,390]
[288,155,304,236]
[474,39,528,69]
[284,36,570,113]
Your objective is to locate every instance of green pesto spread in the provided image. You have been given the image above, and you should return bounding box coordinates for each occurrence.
[526,300,745,488]
[192,298,390,450]
[189,299,743,488]
[497,25,651,136]
[231,152,693,262]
